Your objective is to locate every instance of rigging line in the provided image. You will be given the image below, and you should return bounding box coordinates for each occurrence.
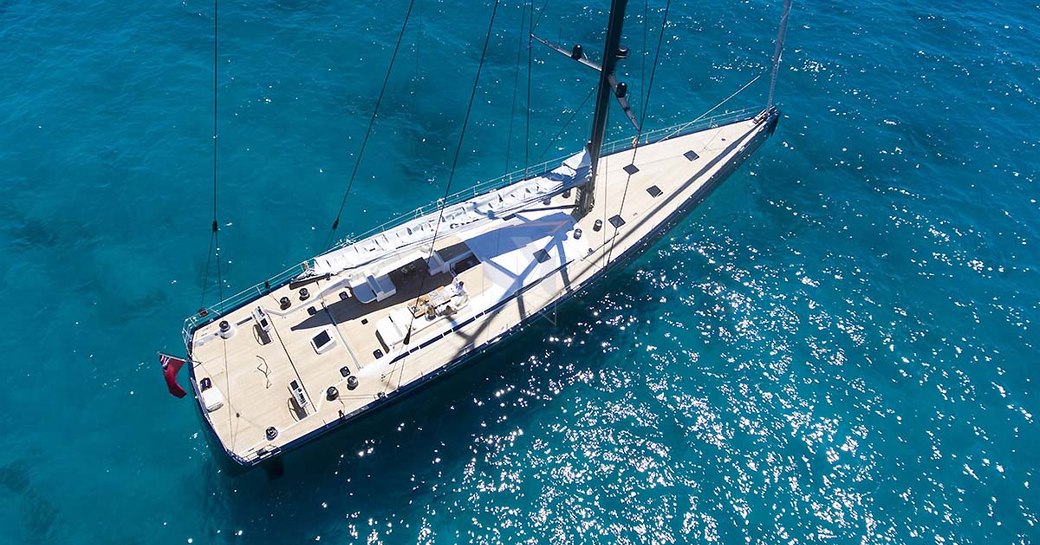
[324,0,418,250]
[400,0,502,350]
[214,0,224,308]
[416,0,423,79]
[635,0,670,149]
[531,0,551,31]
[663,74,761,141]
[508,0,535,272]
[211,0,219,233]
[524,0,534,177]
[640,0,648,116]
[504,3,528,171]
[609,0,670,262]
[537,84,596,160]
[201,0,221,308]
[212,0,232,432]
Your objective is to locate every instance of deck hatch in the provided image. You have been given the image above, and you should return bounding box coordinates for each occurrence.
[684,150,699,161]
[534,249,551,263]
[608,215,626,228]
[311,330,336,354]
[623,164,640,175]
[646,185,663,197]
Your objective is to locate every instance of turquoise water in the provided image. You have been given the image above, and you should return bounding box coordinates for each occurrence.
[1,0,1038,542]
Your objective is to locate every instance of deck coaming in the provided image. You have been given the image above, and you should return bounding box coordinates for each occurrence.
[190,117,767,462]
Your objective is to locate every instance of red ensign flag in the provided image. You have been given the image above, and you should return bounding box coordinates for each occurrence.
[159,353,188,398]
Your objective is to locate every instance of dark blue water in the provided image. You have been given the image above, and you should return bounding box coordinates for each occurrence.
[1,0,1037,543]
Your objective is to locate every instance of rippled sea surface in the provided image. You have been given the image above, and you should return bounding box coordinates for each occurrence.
[1,0,1037,543]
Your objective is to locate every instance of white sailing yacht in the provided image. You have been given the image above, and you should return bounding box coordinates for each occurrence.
[178,0,791,467]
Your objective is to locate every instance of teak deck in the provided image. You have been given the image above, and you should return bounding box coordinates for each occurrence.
[188,112,776,465]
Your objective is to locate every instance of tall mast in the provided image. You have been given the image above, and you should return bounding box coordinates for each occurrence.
[575,0,628,218]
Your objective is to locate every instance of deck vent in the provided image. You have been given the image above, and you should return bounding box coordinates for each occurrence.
[339,366,351,377]
[684,150,699,161]
[623,164,640,175]
[534,249,551,263]
[647,185,663,198]
[307,306,317,316]
[609,215,626,228]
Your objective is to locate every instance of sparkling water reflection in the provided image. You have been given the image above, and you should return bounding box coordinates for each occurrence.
[0,0,1037,543]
